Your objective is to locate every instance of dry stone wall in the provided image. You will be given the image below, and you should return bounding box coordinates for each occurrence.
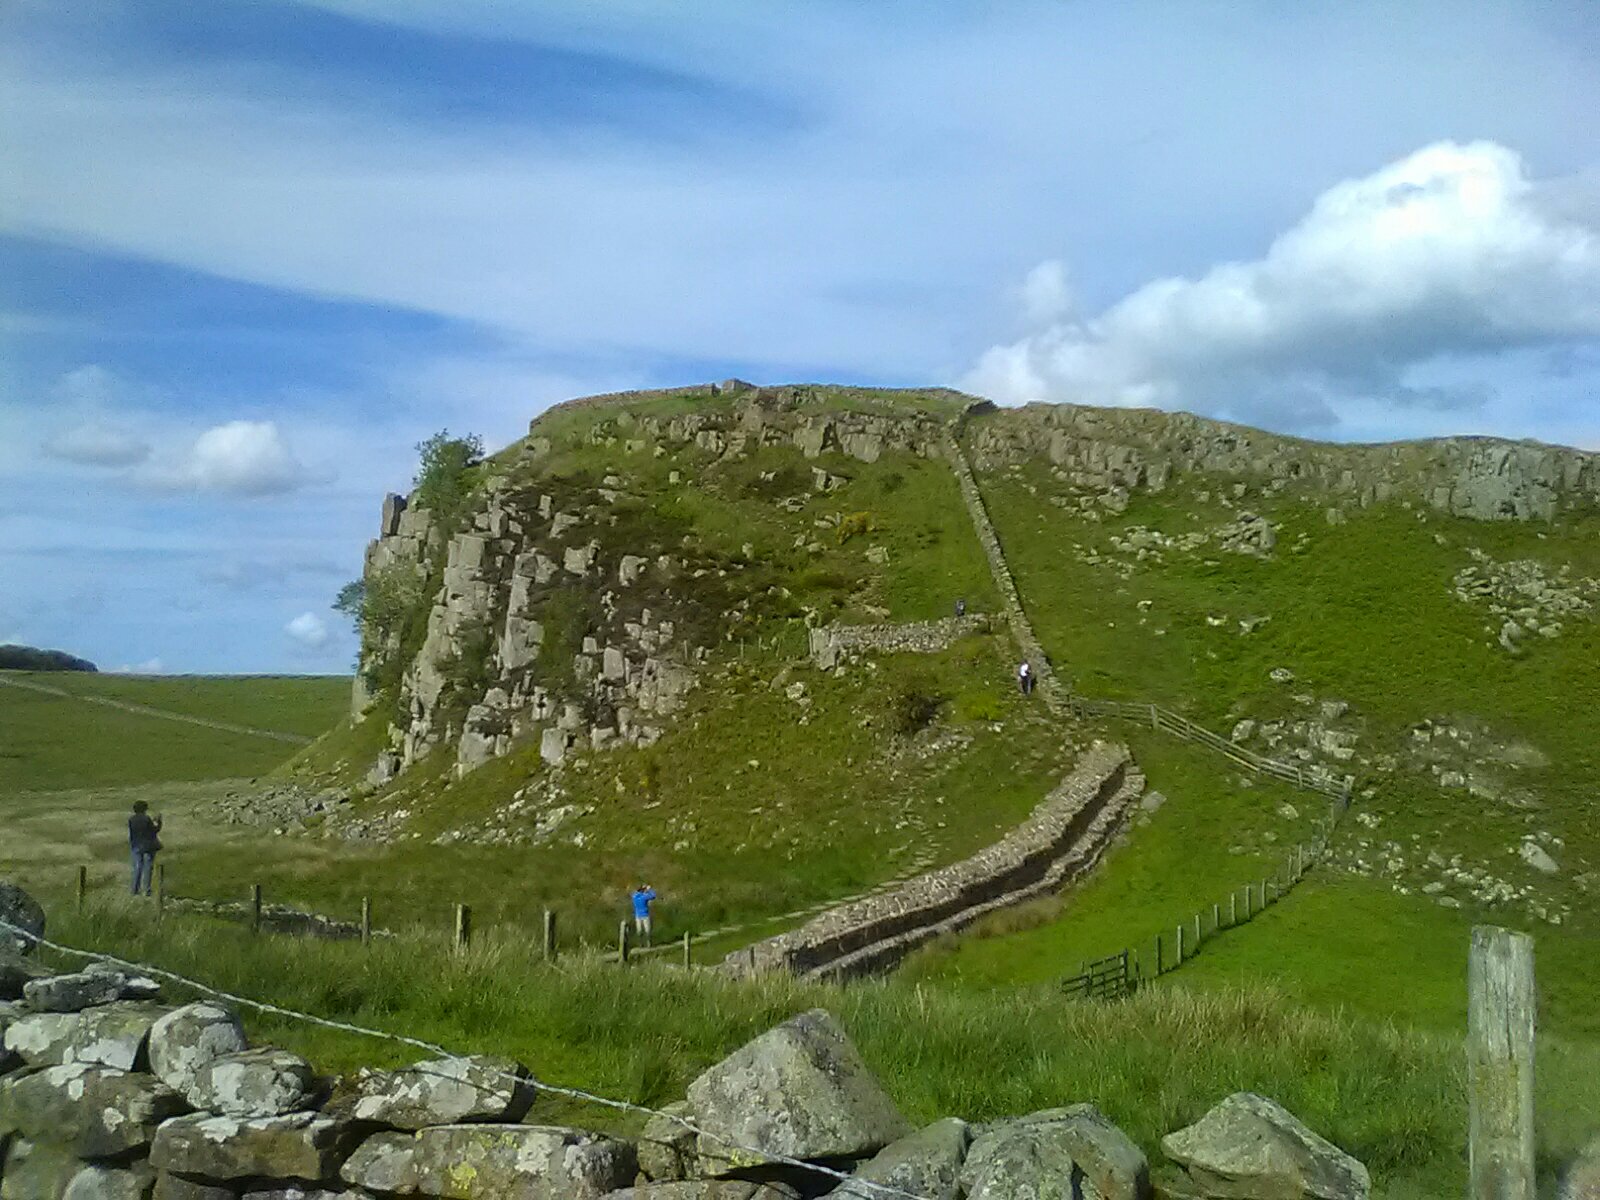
[807,615,996,670]
[721,742,1144,980]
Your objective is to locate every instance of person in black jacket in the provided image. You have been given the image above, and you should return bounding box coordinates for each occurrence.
[128,801,162,896]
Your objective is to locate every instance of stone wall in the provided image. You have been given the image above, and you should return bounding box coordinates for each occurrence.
[967,403,1600,522]
[807,614,995,670]
[0,905,1379,1199]
[721,742,1144,981]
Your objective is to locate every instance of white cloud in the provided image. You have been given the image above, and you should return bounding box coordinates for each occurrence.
[1018,260,1076,327]
[966,142,1600,429]
[35,366,154,466]
[42,422,151,467]
[284,611,331,650]
[114,658,166,674]
[147,420,310,496]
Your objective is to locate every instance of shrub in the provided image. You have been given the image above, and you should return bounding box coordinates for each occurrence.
[890,675,947,736]
[412,430,485,529]
[837,511,875,544]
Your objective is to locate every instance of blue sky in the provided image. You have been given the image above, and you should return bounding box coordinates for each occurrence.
[3,1,1599,674]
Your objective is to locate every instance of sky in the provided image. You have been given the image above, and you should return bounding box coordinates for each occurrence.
[3,1,1599,674]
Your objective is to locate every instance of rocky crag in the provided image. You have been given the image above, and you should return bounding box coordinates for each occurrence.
[0,885,1384,1199]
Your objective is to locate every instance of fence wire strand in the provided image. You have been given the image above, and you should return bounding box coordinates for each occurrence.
[0,916,933,1200]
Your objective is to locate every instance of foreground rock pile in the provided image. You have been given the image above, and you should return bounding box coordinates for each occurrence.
[2,887,1380,1199]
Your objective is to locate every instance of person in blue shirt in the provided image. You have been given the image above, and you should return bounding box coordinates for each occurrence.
[631,884,657,946]
[127,800,163,896]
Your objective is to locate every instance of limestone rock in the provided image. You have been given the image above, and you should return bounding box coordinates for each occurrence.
[334,1054,534,1130]
[1519,840,1560,875]
[152,1112,354,1183]
[0,883,44,957]
[1160,1092,1368,1199]
[686,1009,910,1172]
[149,1003,249,1095]
[0,1137,81,1200]
[340,1124,636,1198]
[185,1048,317,1117]
[4,1002,168,1070]
[961,1105,1148,1200]
[63,1163,156,1200]
[23,965,160,1013]
[0,1062,187,1157]
[826,1117,971,1200]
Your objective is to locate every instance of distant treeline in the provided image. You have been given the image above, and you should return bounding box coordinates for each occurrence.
[0,644,98,672]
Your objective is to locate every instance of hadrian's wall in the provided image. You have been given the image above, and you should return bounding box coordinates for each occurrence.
[806,614,996,670]
[721,742,1144,981]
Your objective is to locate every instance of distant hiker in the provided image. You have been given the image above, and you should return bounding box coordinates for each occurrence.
[955,598,966,617]
[128,801,163,896]
[1017,661,1034,696]
[631,884,657,946]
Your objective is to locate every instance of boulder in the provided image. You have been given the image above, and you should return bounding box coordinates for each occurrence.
[185,1048,317,1117]
[686,1009,910,1172]
[151,1175,236,1200]
[0,884,45,957]
[961,1105,1148,1200]
[23,966,160,1013]
[1160,1093,1368,1200]
[0,1062,187,1157]
[0,1137,81,1200]
[603,1185,800,1199]
[638,1101,697,1182]
[63,1163,157,1200]
[340,1124,636,1199]
[826,1118,971,1200]
[1563,1135,1600,1199]
[0,950,51,1000]
[149,1003,249,1096]
[151,1113,353,1183]
[333,1054,534,1129]
[4,1002,169,1070]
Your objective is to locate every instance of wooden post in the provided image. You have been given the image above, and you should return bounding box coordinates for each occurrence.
[1129,948,1140,986]
[1149,703,1159,729]
[682,931,692,968]
[1467,926,1535,1200]
[76,866,87,910]
[1242,886,1251,921]
[360,897,372,947]
[250,884,262,934]
[1175,923,1185,965]
[618,921,631,964]
[1193,914,1202,947]
[1212,903,1220,935]
[1259,879,1268,909]
[1154,934,1163,976]
[453,904,471,952]
[1229,892,1237,926]
[542,910,557,961]
[155,865,165,922]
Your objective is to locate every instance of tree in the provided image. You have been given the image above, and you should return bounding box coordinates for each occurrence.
[412,429,485,523]
[332,580,365,630]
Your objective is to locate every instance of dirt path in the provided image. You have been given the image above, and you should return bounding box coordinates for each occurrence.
[0,675,312,745]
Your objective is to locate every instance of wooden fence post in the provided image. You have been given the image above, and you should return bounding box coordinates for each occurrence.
[1467,926,1535,1200]
[1175,923,1185,965]
[1149,703,1160,729]
[543,910,557,962]
[76,866,87,910]
[1212,903,1220,935]
[250,884,262,934]
[1259,879,1268,909]
[682,931,692,968]
[1229,892,1237,926]
[155,865,165,922]
[1154,934,1163,976]
[618,921,631,964]
[1242,886,1251,921]
[360,897,372,947]
[1193,914,1202,947]
[453,904,471,952]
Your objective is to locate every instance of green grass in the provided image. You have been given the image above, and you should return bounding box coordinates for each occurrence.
[39,897,1600,1199]
[0,674,346,791]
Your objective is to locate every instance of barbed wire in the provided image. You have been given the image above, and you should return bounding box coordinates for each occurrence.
[0,916,931,1200]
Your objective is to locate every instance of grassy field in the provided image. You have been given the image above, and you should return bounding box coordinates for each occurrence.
[0,673,349,790]
[33,897,1600,1199]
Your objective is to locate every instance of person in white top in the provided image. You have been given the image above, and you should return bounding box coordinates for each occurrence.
[1017,661,1034,696]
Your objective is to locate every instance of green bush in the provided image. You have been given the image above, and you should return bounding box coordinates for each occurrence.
[836,511,875,545]
[412,430,484,529]
[890,675,947,736]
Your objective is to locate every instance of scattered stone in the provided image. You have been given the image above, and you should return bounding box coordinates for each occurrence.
[185,1048,318,1117]
[1161,1092,1369,1200]
[149,1002,250,1095]
[1269,668,1295,685]
[687,1010,910,1173]
[1519,840,1560,875]
[334,1054,534,1129]
[341,1124,636,1199]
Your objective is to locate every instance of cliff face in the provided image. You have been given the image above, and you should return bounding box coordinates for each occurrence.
[968,402,1600,522]
[353,384,952,783]
[350,385,1598,787]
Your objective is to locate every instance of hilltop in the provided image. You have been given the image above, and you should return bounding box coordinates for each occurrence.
[0,644,97,672]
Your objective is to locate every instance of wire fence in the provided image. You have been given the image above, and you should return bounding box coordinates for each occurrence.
[0,913,937,1200]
